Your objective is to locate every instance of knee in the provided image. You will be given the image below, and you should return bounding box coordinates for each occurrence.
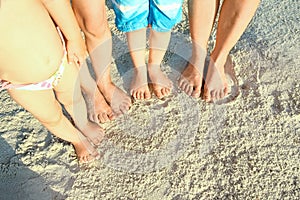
[82,15,109,38]
[38,104,64,128]
[57,89,83,109]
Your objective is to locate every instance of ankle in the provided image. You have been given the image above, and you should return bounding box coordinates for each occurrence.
[96,78,111,90]
[148,63,161,69]
[210,51,228,67]
[134,65,147,71]
[71,136,84,146]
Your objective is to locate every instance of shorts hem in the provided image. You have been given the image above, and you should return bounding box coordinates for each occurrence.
[116,22,148,32]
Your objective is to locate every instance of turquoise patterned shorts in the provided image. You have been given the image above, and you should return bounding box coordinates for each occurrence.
[111,0,183,32]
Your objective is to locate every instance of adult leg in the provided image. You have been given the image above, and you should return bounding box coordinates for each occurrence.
[54,61,105,147]
[178,0,218,98]
[204,0,260,102]
[148,29,173,99]
[79,61,114,123]
[72,0,131,117]
[8,89,99,163]
[126,28,152,100]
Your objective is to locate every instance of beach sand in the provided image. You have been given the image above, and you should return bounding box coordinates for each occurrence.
[0,0,299,199]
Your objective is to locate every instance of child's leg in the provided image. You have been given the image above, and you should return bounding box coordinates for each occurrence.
[178,0,218,98]
[73,0,131,116]
[126,28,151,100]
[204,0,260,102]
[8,89,99,163]
[54,61,104,146]
[148,29,173,99]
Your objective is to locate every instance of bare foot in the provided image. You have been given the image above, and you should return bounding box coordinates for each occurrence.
[148,64,173,99]
[72,132,100,164]
[178,62,203,98]
[203,56,231,102]
[99,82,132,116]
[82,88,115,124]
[77,120,105,146]
[130,65,151,100]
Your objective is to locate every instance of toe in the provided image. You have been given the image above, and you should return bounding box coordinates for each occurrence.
[165,88,171,96]
[89,147,100,158]
[178,78,187,90]
[98,114,105,123]
[130,89,137,99]
[120,105,128,114]
[155,89,163,99]
[92,138,100,146]
[139,91,144,100]
[210,91,217,102]
[187,85,193,96]
[92,113,101,124]
[140,91,145,100]
[191,86,201,98]
[182,82,188,93]
[131,90,136,99]
[224,86,229,96]
[125,104,130,112]
[120,102,130,114]
[219,89,225,100]
[126,100,132,108]
[102,113,110,122]
[79,156,88,164]
[124,95,132,105]
[215,91,221,100]
[203,87,211,102]
[134,91,139,100]
[145,90,151,99]
[88,113,94,123]
[161,88,166,97]
[178,76,185,88]
[79,152,95,164]
[114,111,122,117]
[108,112,116,120]
[163,88,170,97]
[209,91,214,101]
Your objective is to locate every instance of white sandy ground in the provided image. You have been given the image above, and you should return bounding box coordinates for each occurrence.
[0,0,299,199]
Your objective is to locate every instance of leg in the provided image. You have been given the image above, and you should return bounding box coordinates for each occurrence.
[148,29,173,99]
[178,0,218,98]
[8,89,99,163]
[54,61,105,147]
[79,61,114,123]
[204,0,260,102]
[73,0,131,117]
[126,28,152,100]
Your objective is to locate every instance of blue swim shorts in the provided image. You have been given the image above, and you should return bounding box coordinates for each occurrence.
[111,0,183,32]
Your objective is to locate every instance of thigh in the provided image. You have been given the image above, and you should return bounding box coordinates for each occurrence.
[53,62,88,126]
[8,89,62,123]
[53,61,81,106]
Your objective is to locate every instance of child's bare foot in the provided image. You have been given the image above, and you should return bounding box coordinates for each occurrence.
[178,62,203,98]
[203,56,230,102]
[98,82,132,116]
[72,132,100,164]
[148,64,173,99]
[83,88,115,124]
[130,65,151,100]
[78,121,105,146]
